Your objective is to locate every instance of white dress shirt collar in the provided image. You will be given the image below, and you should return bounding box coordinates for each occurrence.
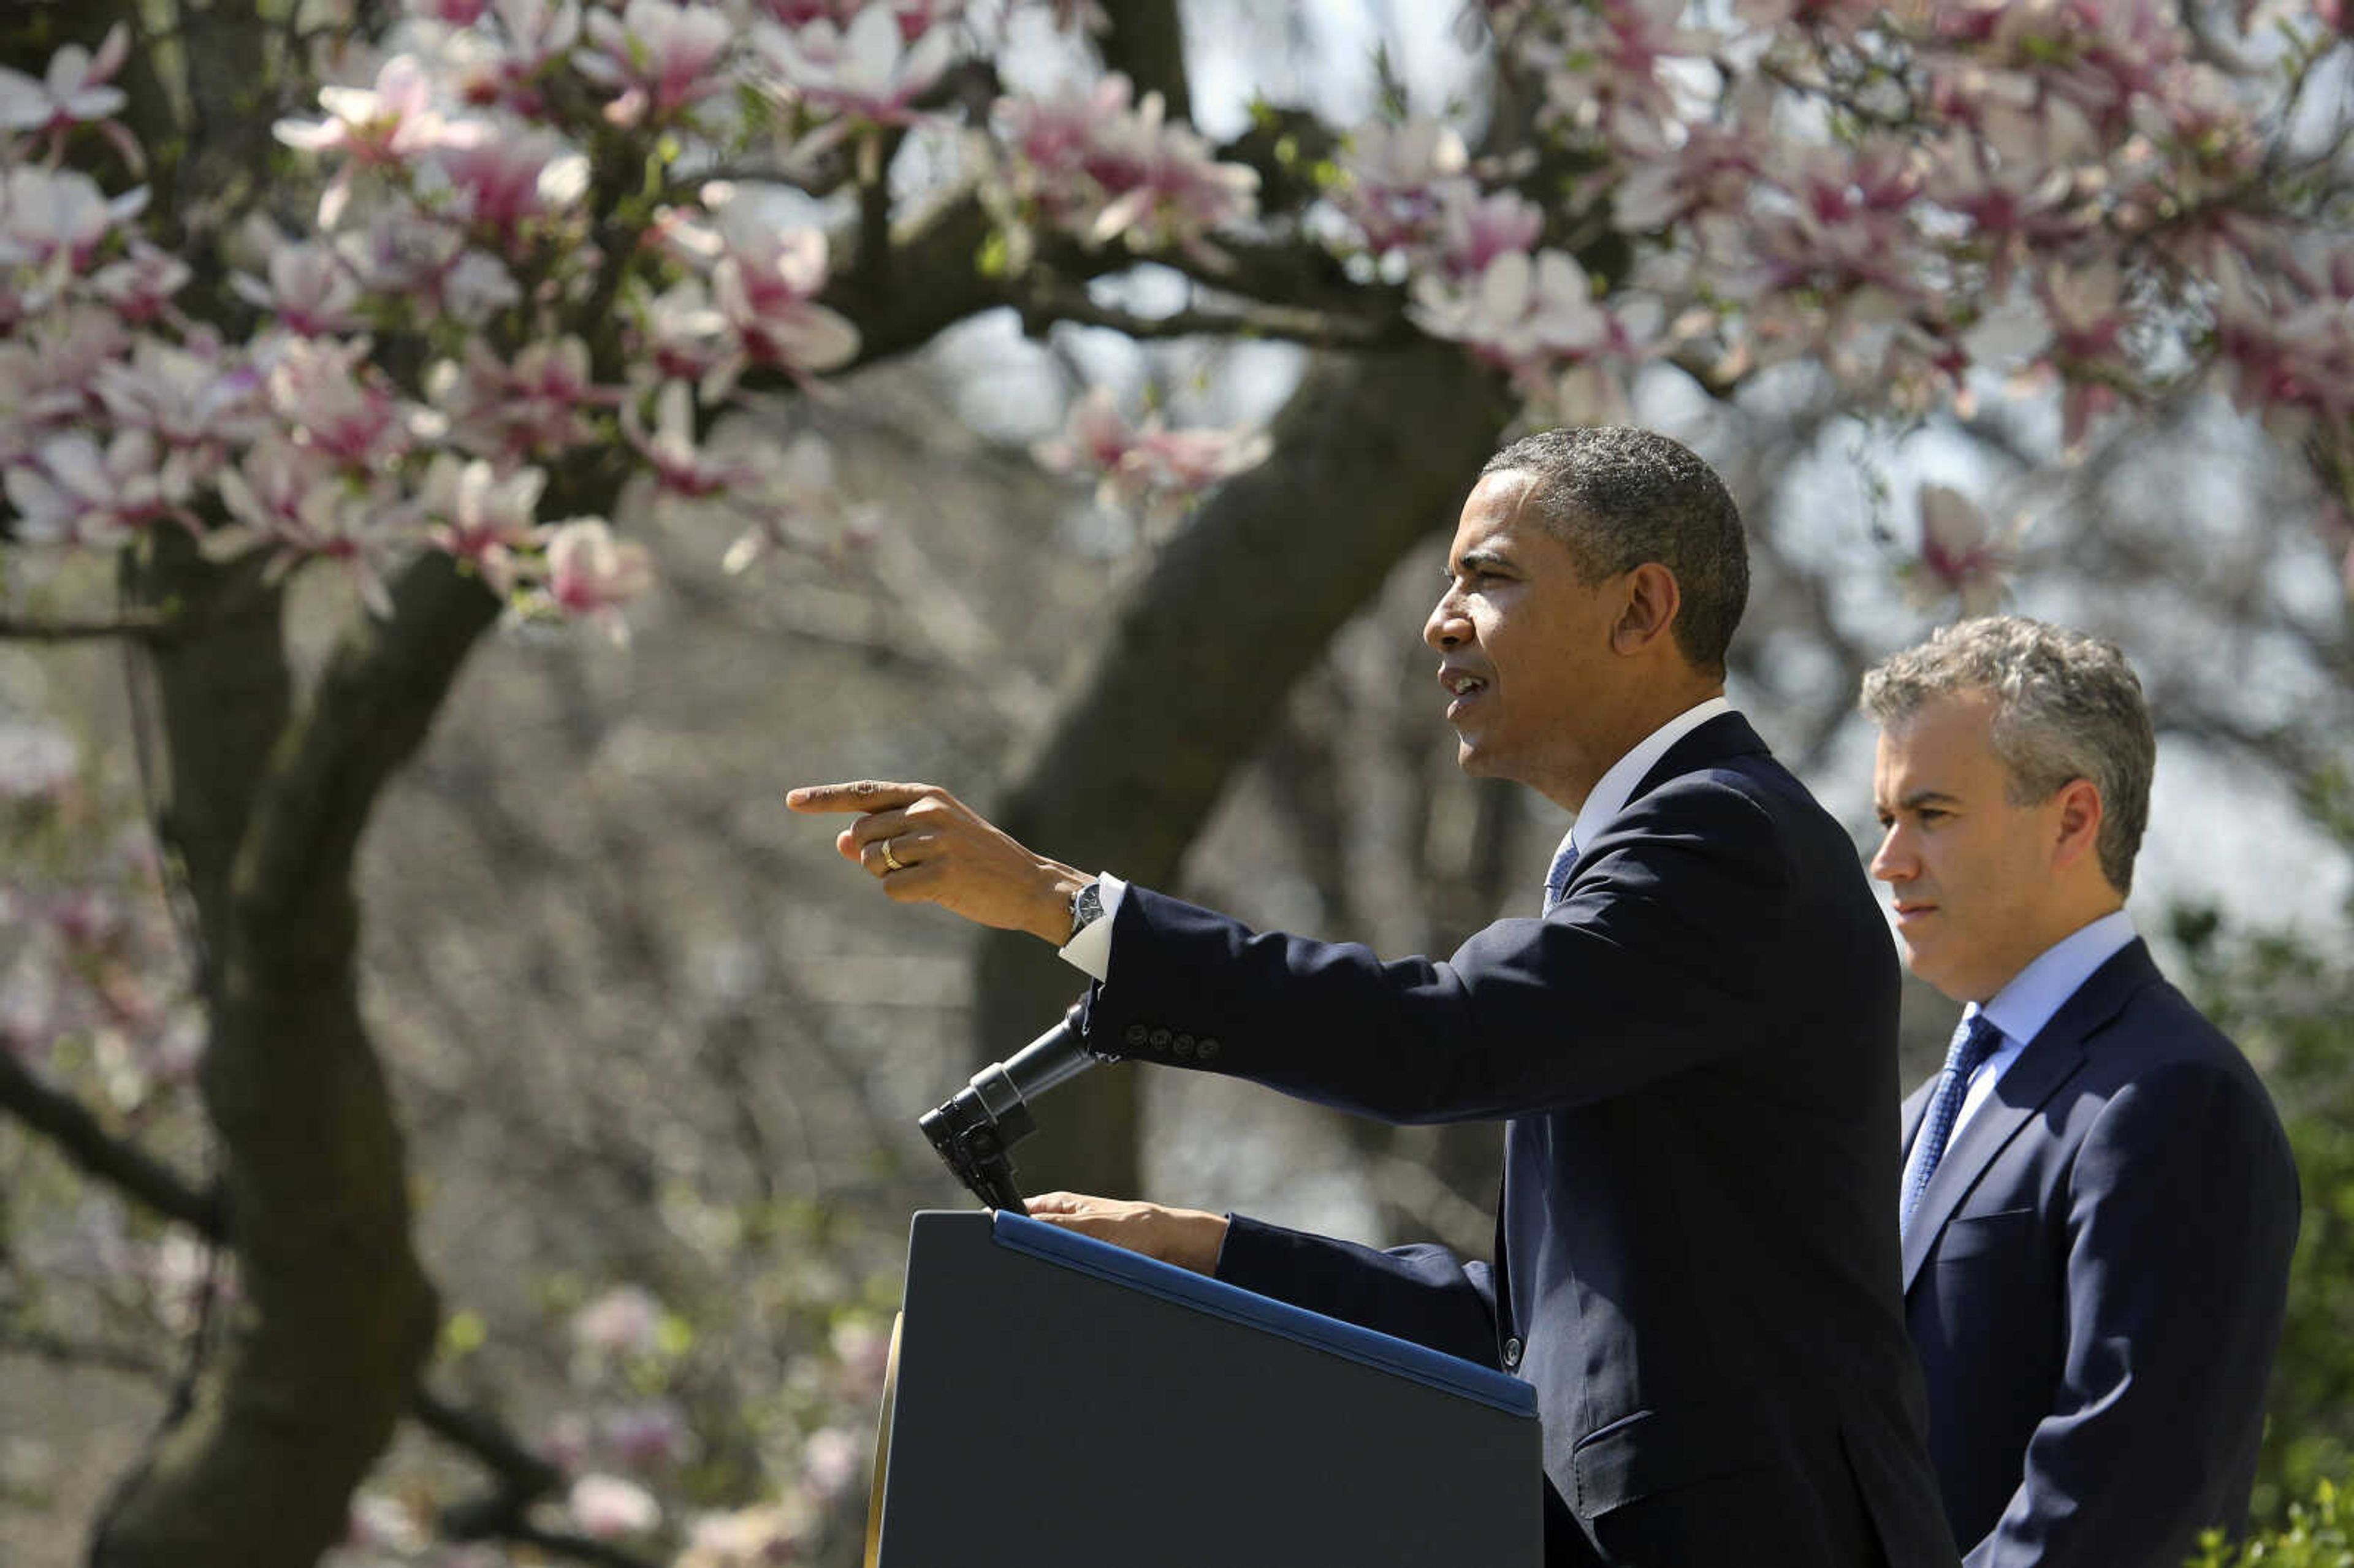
[1567,696,1737,851]
[1936,908,2139,1143]
[1973,907,2141,1050]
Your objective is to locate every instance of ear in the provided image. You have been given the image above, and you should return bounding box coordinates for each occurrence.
[1611,563,1682,657]
[2048,777,2105,874]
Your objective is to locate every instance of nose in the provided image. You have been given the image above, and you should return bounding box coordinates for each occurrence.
[1869,823,1911,885]
[1425,588,1468,652]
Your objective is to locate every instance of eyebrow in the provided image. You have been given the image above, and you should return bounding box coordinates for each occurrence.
[1448,548,1513,578]
[1883,789,1962,812]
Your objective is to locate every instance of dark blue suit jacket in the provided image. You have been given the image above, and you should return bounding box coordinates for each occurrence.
[1079,714,1959,1568]
[1900,940,2299,1568]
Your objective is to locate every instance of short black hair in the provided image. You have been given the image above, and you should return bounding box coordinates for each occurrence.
[1480,427,1749,675]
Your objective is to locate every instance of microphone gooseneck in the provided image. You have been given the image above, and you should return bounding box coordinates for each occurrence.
[918,1002,1096,1214]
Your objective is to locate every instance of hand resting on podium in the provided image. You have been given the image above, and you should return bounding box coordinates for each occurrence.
[1023,1192,1228,1276]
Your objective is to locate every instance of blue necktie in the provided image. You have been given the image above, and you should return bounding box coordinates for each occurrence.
[1541,834,1579,915]
[1900,1011,2006,1239]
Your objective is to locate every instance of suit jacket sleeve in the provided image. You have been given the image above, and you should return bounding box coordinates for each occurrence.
[1214,1216,1504,1367]
[1966,1058,2300,1568]
[1083,772,1791,1124]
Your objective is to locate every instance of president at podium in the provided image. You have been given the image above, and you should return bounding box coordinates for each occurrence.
[793,428,1959,1568]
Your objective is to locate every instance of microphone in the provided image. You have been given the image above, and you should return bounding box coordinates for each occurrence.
[918,1001,1097,1214]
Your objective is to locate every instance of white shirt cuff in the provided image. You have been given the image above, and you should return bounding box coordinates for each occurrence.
[1056,872,1127,983]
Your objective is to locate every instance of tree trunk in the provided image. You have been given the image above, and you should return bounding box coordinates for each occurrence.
[91,542,499,1568]
[973,343,1510,1197]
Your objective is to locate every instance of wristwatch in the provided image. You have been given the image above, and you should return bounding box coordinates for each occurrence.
[1067,877,1106,943]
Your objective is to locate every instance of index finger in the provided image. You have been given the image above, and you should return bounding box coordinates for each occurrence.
[785,780,934,814]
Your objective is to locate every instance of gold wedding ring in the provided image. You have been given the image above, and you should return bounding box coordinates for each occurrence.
[879,839,906,873]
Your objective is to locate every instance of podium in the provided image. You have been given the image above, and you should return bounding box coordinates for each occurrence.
[865,1210,1542,1566]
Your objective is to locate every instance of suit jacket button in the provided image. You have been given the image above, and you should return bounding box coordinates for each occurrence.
[1148,1027,1172,1049]
[1502,1337,1523,1369]
[1196,1037,1221,1061]
[1124,1024,1149,1048]
[1173,1038,1195,1059]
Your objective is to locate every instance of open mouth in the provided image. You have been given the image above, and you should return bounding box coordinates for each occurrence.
[1441,668,1487,721]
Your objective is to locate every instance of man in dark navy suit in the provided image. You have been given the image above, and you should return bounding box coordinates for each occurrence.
[1864,616,2300,1568]
[793,428,1957,1568]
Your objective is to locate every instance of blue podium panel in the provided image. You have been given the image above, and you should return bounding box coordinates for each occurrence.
[871,1210,1542,1568]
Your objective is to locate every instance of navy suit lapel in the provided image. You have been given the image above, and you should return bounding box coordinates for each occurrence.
[1899,941,2162,1295]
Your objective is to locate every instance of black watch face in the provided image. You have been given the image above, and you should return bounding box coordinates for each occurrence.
[1074,883,1104,927]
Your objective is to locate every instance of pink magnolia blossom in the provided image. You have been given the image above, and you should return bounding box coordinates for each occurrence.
[622,379,757,500]
[2036,259,2134,447]
[533,519,653,641]
[1409,248,1607,389]
[1330,115,1472,257]
[1923,97,2101,288]
[633,276,734,389]
[208,436,408,616]
[1903,482,2022,615]
[1430,184,1544,282]
[755,3,954,130]
[331,204,522,323]
[426,335,608,460]
[568,1473,661,1539]
[580,0,737,127]
[996,74,1259,261]
[406,0,493,22]
[716,429,839,574]
[91,337,270,466]
[757,0,963,38]
[0,24,140,168]
[0,166,149,279]
[417,453,544,593]
[4,430,195,547]
[0,306,131,462]
[232,239,367,337]
[439,0,585,115]
[264,337,414,469]
[429,118,591,234]
[1534,0,1720,147]
[86,241,189,325]
[691,211,859,391]
[1609,80,1775,234]
[0,25,128,132]
[1032,387,1271,525]
[275,56,457,226]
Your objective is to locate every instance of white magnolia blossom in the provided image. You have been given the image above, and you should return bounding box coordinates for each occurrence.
[0,23,130,134]
[4,429,194,547]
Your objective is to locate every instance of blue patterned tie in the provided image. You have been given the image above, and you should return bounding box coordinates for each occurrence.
[1541,834,1579,915]
[1900,1011,2006,1240]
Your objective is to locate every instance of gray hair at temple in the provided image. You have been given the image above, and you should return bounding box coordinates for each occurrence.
[1480,427,1749,676]
[1859,615,2156,896]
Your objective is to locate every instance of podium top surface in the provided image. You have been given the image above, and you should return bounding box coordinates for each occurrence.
[986,1209,1538,1418]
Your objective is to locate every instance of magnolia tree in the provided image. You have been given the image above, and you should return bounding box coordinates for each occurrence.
[1,0,2350,1564]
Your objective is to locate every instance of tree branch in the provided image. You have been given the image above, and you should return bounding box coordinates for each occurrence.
[1014,271,1403,348]
[0,1325,175,1380]
[0,612,183,643]
[412,1385,565,1505]
[0,1051,225,1238]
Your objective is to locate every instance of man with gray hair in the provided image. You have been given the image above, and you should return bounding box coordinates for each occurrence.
[1862,614,2300,1568]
